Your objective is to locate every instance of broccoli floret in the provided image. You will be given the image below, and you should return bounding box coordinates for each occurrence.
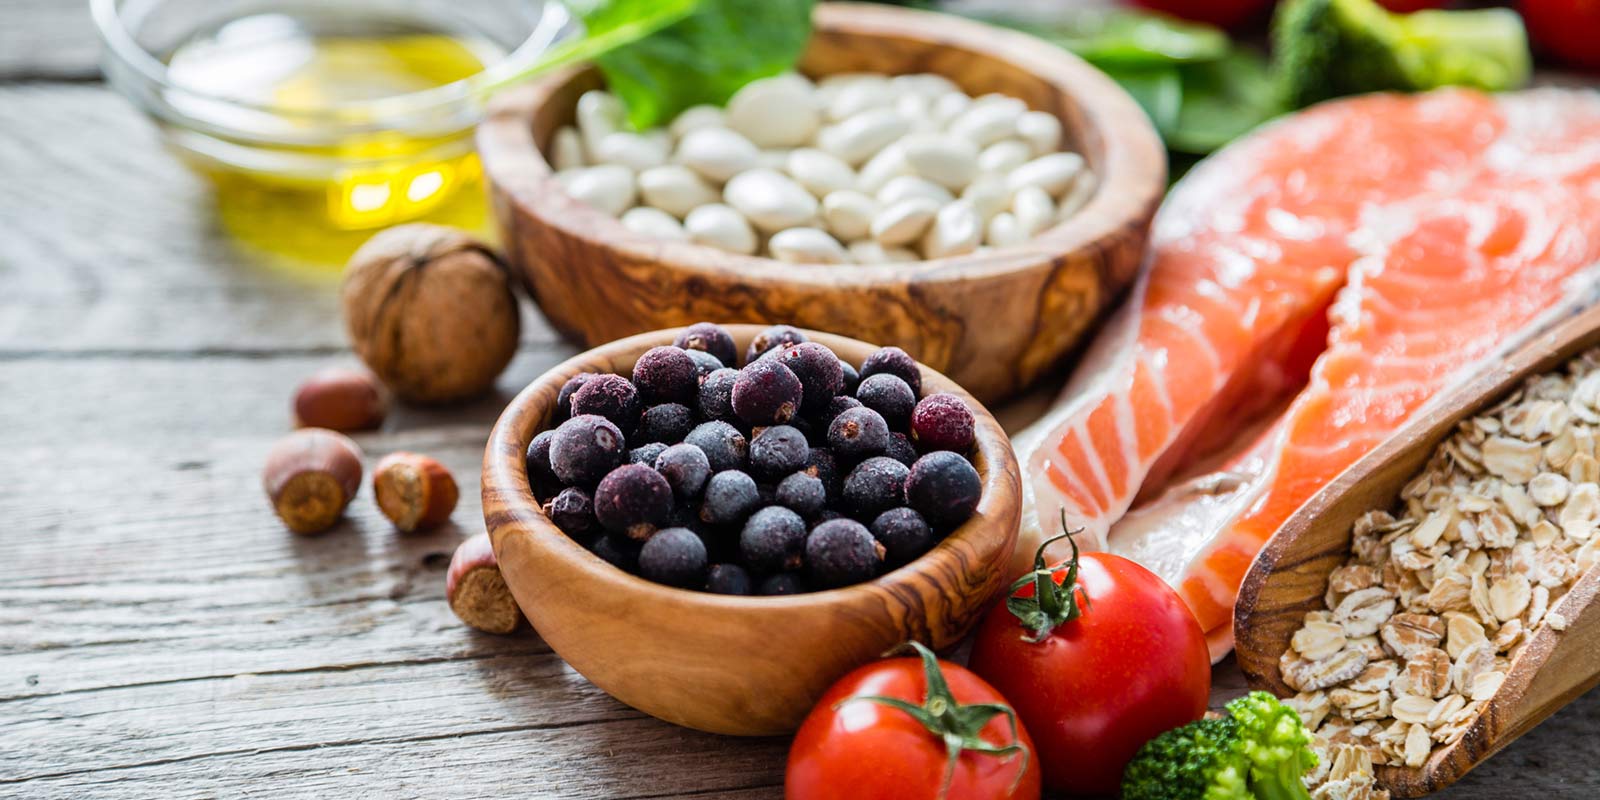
[1122,692,1316,800]
[1273,0,1530,109]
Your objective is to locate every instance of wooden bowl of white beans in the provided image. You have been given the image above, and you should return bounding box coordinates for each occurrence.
[478,2,1165,403]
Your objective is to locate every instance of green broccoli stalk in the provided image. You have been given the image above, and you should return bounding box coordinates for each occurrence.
[1122,692,1317,800]
[1273,0,1531,109]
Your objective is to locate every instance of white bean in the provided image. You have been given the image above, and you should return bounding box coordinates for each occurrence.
[787,148,856,197]
[727,73,820,148]
[961,176,1010,222]
[575,90,625,151]
[592,130,670,172]
[685,203,758,254]
[557,164,636,217]
[985,212,1027,248]
[723,168,819,233]
[757,149,792,171]
[947,97,1025,147]
[870,197,940,247]
[895,94,938,134]
[637,165,718,218]
[827,79,895,122]
[891,73,960,99]
[900,133,979,190]
[848,240,919,264]
[855,143,912,195]
[922,200,982,259]
[1056,170,1097,220]
[670,105,726,139]
[877,175,953,207]
[675,127,760,183]
[550,126,585,171]
[931,92,971,126]
[1006,152,1086,198]
[621,207,688,240]
[1016,111,1063,156]
[768,227,848,264]
[977,140,1031,175]
[1012,185,1055,235]
[821,190,879,241]
[817,108,910,166]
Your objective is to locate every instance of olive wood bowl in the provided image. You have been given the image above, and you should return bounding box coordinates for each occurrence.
[481,325,1022,735]
[477,2,1165,405]
[1234,302,1600,797]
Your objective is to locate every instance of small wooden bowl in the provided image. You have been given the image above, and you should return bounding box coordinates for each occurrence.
[1234,302,1600,796]
[481,325,1022,735]
[477,2,1164,405]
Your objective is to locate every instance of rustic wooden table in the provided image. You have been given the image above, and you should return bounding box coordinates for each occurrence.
[3,1,1597,797]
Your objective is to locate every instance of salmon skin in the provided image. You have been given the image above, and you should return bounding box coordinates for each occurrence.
[1011,89,1600,660]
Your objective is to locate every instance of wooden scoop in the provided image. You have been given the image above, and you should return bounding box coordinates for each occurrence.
[1234,301,1600,797]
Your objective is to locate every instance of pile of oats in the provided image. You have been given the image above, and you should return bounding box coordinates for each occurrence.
[1280,347,1600,797]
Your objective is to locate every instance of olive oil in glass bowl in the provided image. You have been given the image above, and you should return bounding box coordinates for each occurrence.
[94,0,571,266]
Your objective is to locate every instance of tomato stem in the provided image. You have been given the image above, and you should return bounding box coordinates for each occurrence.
[1006,509,1089,643]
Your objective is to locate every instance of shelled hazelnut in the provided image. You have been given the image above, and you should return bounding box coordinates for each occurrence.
[293,367,387,431]
[446,532,524,634]
[262,429,364,534]
[373,452,459,532]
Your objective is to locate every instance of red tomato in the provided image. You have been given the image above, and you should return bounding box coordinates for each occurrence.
[787,644,1042,800]
[967,533,1210,796]
[1521,0,1600,71]
[1129,0,1275,29]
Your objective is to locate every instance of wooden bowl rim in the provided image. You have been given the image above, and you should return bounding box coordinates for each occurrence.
[476,1,1165,282]
[482,324,1020,618]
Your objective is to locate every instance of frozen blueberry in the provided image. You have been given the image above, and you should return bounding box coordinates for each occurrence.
[813,395,862,430]
[571,374,640,434]
[633,346,699,405]
[806,519,885,588]
[745,324,809,365]
[759,572,808,596]
[685,420,748,473]
[732,359,803,426]
[684,348,725,379]
[550,414,627,486]
[637,402,694,445]
[777,342,845,414]
[906,451,981,529]
[813,509,845,526]
[706,563,753,595]
[699,470,761,527]
[697,367,739,422]
[739,506,807,572]
[775,471,826,519]
[630,442,669,465]
[856,373,916,431]
[639,527,708,587]
[674,322,738,367]
[594,463,673,540]
[839,360,860,396]
[544,487,598,541]
[843,456,910,520]
[859,346,922,396]
[590,533,641,572]
[911,393,976,453]
[801,448,841,500]
[526,429,561,500]
[654,443,711,500]
[827,407,891,461]
[871,507,933,567]
[884,433,918,467]
[556,372,596,420]
[749,424,810,482]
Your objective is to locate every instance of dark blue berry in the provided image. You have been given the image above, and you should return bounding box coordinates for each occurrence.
[856,373,916,431]
[859,346,922,395]
[697,368,739,422]
[749,424,810,482]
[571,374,639,434]
[843,456,909,520]
[775,471,826,519]
[802,448,841,499]
[526,429,561,500]
[827,406,891,461]
[630,442,668,465]
[684,348,725,379]
[633,346,699,405]
[739,506,807,572]
[637,402,694,445]
[590,533,641,572]
[557,373,596,420]
[911,393,975,453]
[594,463,673,540]
[654,443,711,500]
[870,507,933,567]
[699,470,761,526]
[550,414,627,486]
[745,324,808,365]
[733,359,803,426]
[906,451,981,529]
[639,527,708,587]
[813,395,862,430]
[839,360,860,395]
[706,563,753,595]
[674,323,737,367]
[884,432,918,467]
[684,420,747,472]
[544,486,598,541]
[777,342,845,414]
[806,519,884,588]
[759,572,808,596]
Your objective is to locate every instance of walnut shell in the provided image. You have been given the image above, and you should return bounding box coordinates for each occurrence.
[341,224,520,404]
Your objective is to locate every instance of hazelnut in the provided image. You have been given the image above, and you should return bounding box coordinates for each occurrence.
[446,532,524,634]
[293,367,387,431]
[341,224,520,404]
[373,452,459,532]
[263,429,363,534]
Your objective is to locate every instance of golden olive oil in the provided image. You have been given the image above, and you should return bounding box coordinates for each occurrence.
[162,11,507,265]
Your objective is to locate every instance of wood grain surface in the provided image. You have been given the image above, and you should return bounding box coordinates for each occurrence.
[3,2,1598,798]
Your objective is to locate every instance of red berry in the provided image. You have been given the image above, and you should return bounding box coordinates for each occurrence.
[910,393,975,453]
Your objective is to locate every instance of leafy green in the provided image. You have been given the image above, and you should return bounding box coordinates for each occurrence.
[1121,692,1317,800]
[988,11,1229,68]
[580,0,815,130]
[481,0,697,94]
[1167,50,1278,154]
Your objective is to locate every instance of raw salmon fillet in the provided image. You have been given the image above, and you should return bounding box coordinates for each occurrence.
[1011,89,1600,659]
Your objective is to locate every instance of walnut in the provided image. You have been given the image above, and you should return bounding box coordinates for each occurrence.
[341,224,520,404]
